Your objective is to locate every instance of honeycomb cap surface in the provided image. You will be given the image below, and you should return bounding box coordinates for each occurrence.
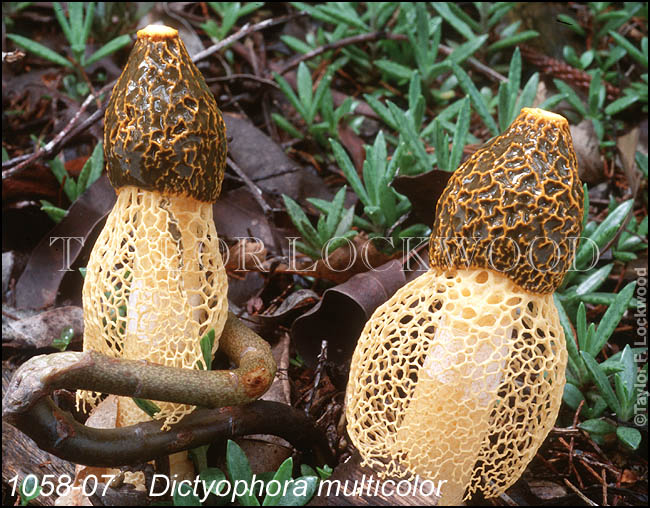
[104,25,227,202]
[429,108,583,293]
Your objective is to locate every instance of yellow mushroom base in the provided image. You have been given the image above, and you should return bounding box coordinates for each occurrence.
[345,268,567,504]
[78,186,229,430]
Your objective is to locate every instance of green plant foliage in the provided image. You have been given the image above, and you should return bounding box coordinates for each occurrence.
[202,2,265,42]
[52,326,74,352]
[7,2,131,70]
[19,476,41,506]
[556,286,646,450]
[40,141,104,223]
[324,133,429,250]
[283,186,357,260]
[273,58,349,145]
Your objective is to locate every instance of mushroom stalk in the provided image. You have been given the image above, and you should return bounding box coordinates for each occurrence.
[346,108,583,503]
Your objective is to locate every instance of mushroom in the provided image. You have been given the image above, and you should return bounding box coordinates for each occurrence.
[345,108,583,504]
[78,25,229,478]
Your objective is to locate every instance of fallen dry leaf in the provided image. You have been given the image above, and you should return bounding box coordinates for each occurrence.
[14,175,115,310]
[292,259,406,385]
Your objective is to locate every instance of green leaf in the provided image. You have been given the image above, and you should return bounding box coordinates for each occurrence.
[52,326,74,351]
[47,156,78,202]
[578,418,616,435]
[363,94,396,130]
[432,120,449,171]
[498,81,511,133]
[613,250,637,261]
[272,113,304,140]
[273,73,307,120]
[574,199,634,269]
[487,30,539,53]
[52,2,74,48]
[296,62,313,123]
[516,73,539,116]
[199,329,215,370]
[431,2,475,39]
[615,347,637,421]
[316,464,333,480]
[561,263,613,304]
[590,281,636,356]
[581,352,621,415]
[448,34,488,66]
[451,62,499,135]
[266,475,318,507]
[576,303,588,352]
[375,59,414,82]
[588,69,604,116]
[132,398,160,418]
[85,34,132,66]
[40,200,67,223]
[227,440,260,506]
[387,102,431,171]
[487,3,515,30]
[281,35,314,55]
[554,294,587,384]
[282,195,320,252]
[330,139,369,205]
[609,32,648,68]
[67,2,85,52]
[563,382,585,410]
[19,476,42,504]
[300,464,317,478]
[262,457,293,506]
[579,50,594,69]
[616,426,642,450]
[76,142,104,195]
[80,2,95,58]
[363,133,385,206]
[450,97,470,171]
[6,33,73,68]
[313,3,368,31]
[200,467,229,496]
[557,13,586,36]
[327,187,349,240]
[583,393,608,419]
[173,480,202,506]
[605,94,639,115]
[553,79,587,117]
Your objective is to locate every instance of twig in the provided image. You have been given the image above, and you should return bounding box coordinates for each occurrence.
[226,156,272,214]
[192,12,306,63]
[305,339,328,415]
[2,81,114,179]
[563,478,598,506]
[206,73,280,89]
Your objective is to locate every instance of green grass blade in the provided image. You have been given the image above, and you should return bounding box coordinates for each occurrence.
[6,34,73,68]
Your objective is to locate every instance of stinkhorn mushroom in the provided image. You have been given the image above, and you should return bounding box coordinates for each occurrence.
[346,108,583,504]
[78,24,229,478]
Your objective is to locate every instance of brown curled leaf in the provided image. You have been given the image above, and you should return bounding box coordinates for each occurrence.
[14,175,116,310]
[292,259,406,384]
